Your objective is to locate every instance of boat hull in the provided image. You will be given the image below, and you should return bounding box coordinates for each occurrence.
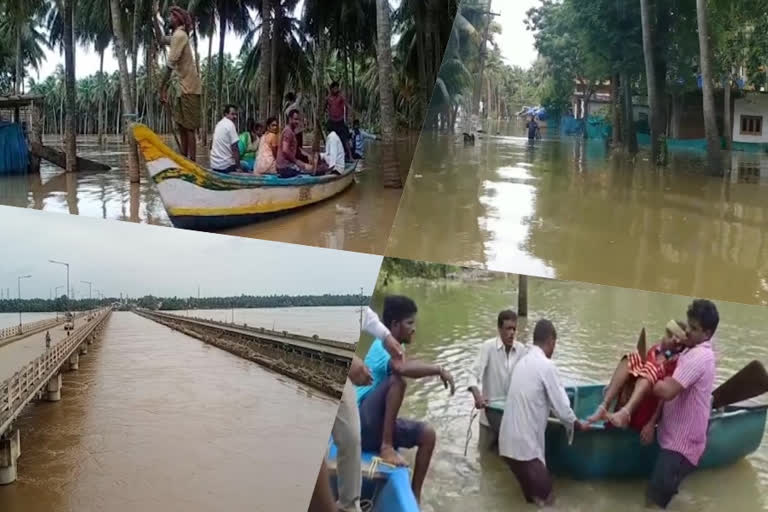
[488,384,766,480]
[132,124,356,229]
[327,443,419,512]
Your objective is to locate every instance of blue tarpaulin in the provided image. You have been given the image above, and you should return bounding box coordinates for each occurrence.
[0,121,28,175]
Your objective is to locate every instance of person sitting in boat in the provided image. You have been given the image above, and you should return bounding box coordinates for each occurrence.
[351,119,378,160]
[276,109,314,178]
[586,320,687,437]
[315,124,346,176]
[498,319,588,507]
[237,118,263,172]
[467,309,527,452]
[283,91,309,164]
[210,104,243,174]
[254,116,279,175]
[646,299,718,510]
[356,295,455,504]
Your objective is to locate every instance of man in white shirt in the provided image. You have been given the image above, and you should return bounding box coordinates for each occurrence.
[311,307,404,512]
[318,127,347,175]
[210,105,242,173]
[499,319,587,506]
[467,309,526,452]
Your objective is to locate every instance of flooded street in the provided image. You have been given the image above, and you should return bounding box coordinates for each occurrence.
[177,306,364,343]
[0,134,413,254]
[387,121,768,306]
[366,276,768,512]
[0,311,338,512]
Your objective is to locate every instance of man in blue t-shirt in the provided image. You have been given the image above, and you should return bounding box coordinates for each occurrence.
[356,295,455,504]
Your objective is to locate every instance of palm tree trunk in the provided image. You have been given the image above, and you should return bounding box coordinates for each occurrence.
[640,0,665,165]
[621,70,637,154]
[98,50,105,145]
[415,6,428,119]
[203,30,213,145]
[611,73,621,146]
[14,28,22,95]
[216,3,227,121]
[110,0,141,183]
[259,0,271,120]
[376,0,399,188]
[63,0,78,173]
[131,0,141,113]
[269,9,278,118]
[724,75,732,150]
[696,0,722,174]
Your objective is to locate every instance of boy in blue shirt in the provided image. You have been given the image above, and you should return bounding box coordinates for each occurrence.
[356,295,455,503]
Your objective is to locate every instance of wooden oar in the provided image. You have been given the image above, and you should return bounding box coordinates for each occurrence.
[712,360,768,409]
[637,327,647,362]
[163,99,183,152]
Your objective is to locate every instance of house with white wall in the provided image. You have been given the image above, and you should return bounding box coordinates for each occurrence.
[732,92,768,146]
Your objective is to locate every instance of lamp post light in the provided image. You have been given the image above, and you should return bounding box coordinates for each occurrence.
[49,260,70,312]
[17,274,31,328]
[81,280,92,299]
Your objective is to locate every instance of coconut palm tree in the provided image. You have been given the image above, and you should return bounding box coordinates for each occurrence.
[696,0,722,174]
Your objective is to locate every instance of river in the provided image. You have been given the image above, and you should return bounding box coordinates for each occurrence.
[0,134,413,254]
[0,312,58,329]
[365,275,768,512]
[387,119,768,306]
[0,311,338,512]
[174,306,364,343]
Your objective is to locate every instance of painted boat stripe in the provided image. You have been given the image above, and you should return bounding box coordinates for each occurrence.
[146,158,178,177]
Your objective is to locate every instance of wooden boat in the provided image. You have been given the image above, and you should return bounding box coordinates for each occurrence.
[486,383,767,479]
[132,124,357,230]
[327,442,419,512]
[30,142,111,172]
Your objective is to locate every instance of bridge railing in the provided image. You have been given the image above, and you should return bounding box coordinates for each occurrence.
[0,310,94,341]
[0,308,111,435]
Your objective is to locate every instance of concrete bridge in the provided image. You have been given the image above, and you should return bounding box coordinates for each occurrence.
[0,308,112,484]
[136,309,354,398]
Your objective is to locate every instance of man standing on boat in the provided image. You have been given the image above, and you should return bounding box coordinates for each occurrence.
[356,295,455,504]
[467,309,527,452]
[154,6,202,162]
[499,319,588,506]
[645,299,718,509]
[326,81,354,161]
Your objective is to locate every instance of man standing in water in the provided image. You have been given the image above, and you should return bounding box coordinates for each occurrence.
[467,309,527,452]
[154,6,202,161]
[356,295,455,503]
[646,299,718,509]
[499,319,587,506]
[526,115,540,141]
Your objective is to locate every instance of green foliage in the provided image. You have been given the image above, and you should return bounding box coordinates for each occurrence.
[0,293,370,312]
[379,257,460,280]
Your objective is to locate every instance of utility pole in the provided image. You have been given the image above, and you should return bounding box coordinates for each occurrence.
[81,280,92,299]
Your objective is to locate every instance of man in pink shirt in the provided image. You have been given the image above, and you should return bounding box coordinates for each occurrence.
[646,299,718,509]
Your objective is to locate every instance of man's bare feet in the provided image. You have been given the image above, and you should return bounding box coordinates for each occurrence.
[380,444,408,467]
[586,403,609,424]
[608,407,631,428]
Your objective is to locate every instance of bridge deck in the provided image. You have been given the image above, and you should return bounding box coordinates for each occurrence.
[148,312,355,359]
[0,323,70,382]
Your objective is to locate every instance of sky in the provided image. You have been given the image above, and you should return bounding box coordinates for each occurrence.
[32,0,535,84]
[495,0,539,69]
[0,207,383,300]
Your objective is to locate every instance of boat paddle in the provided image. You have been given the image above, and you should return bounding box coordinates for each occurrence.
[163,99,184,152]
[711,360,768,409]
[637,327,647,362]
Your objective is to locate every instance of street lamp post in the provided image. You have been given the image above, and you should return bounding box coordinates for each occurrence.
[81,280,92,299]
[17,274,31,328]
[49,260,70,312]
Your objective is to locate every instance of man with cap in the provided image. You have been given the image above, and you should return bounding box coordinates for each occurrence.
[154,5,202,161]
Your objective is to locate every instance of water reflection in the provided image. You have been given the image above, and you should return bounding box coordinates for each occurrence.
[388,122,768,305]
[366,276,768,512]
[0,135,415,254]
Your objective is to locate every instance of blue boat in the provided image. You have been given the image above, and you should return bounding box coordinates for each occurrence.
[326,442,419,512]
[486,384,767,479]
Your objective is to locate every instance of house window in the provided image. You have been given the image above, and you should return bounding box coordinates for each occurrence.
[740,115,763,136]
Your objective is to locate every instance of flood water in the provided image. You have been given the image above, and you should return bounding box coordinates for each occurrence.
[0,312,57,329]
[174,305,364,343]
[0,311,338,512]
[387,120,768,306]
[365,275,768,512]
[0,134,413,254]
